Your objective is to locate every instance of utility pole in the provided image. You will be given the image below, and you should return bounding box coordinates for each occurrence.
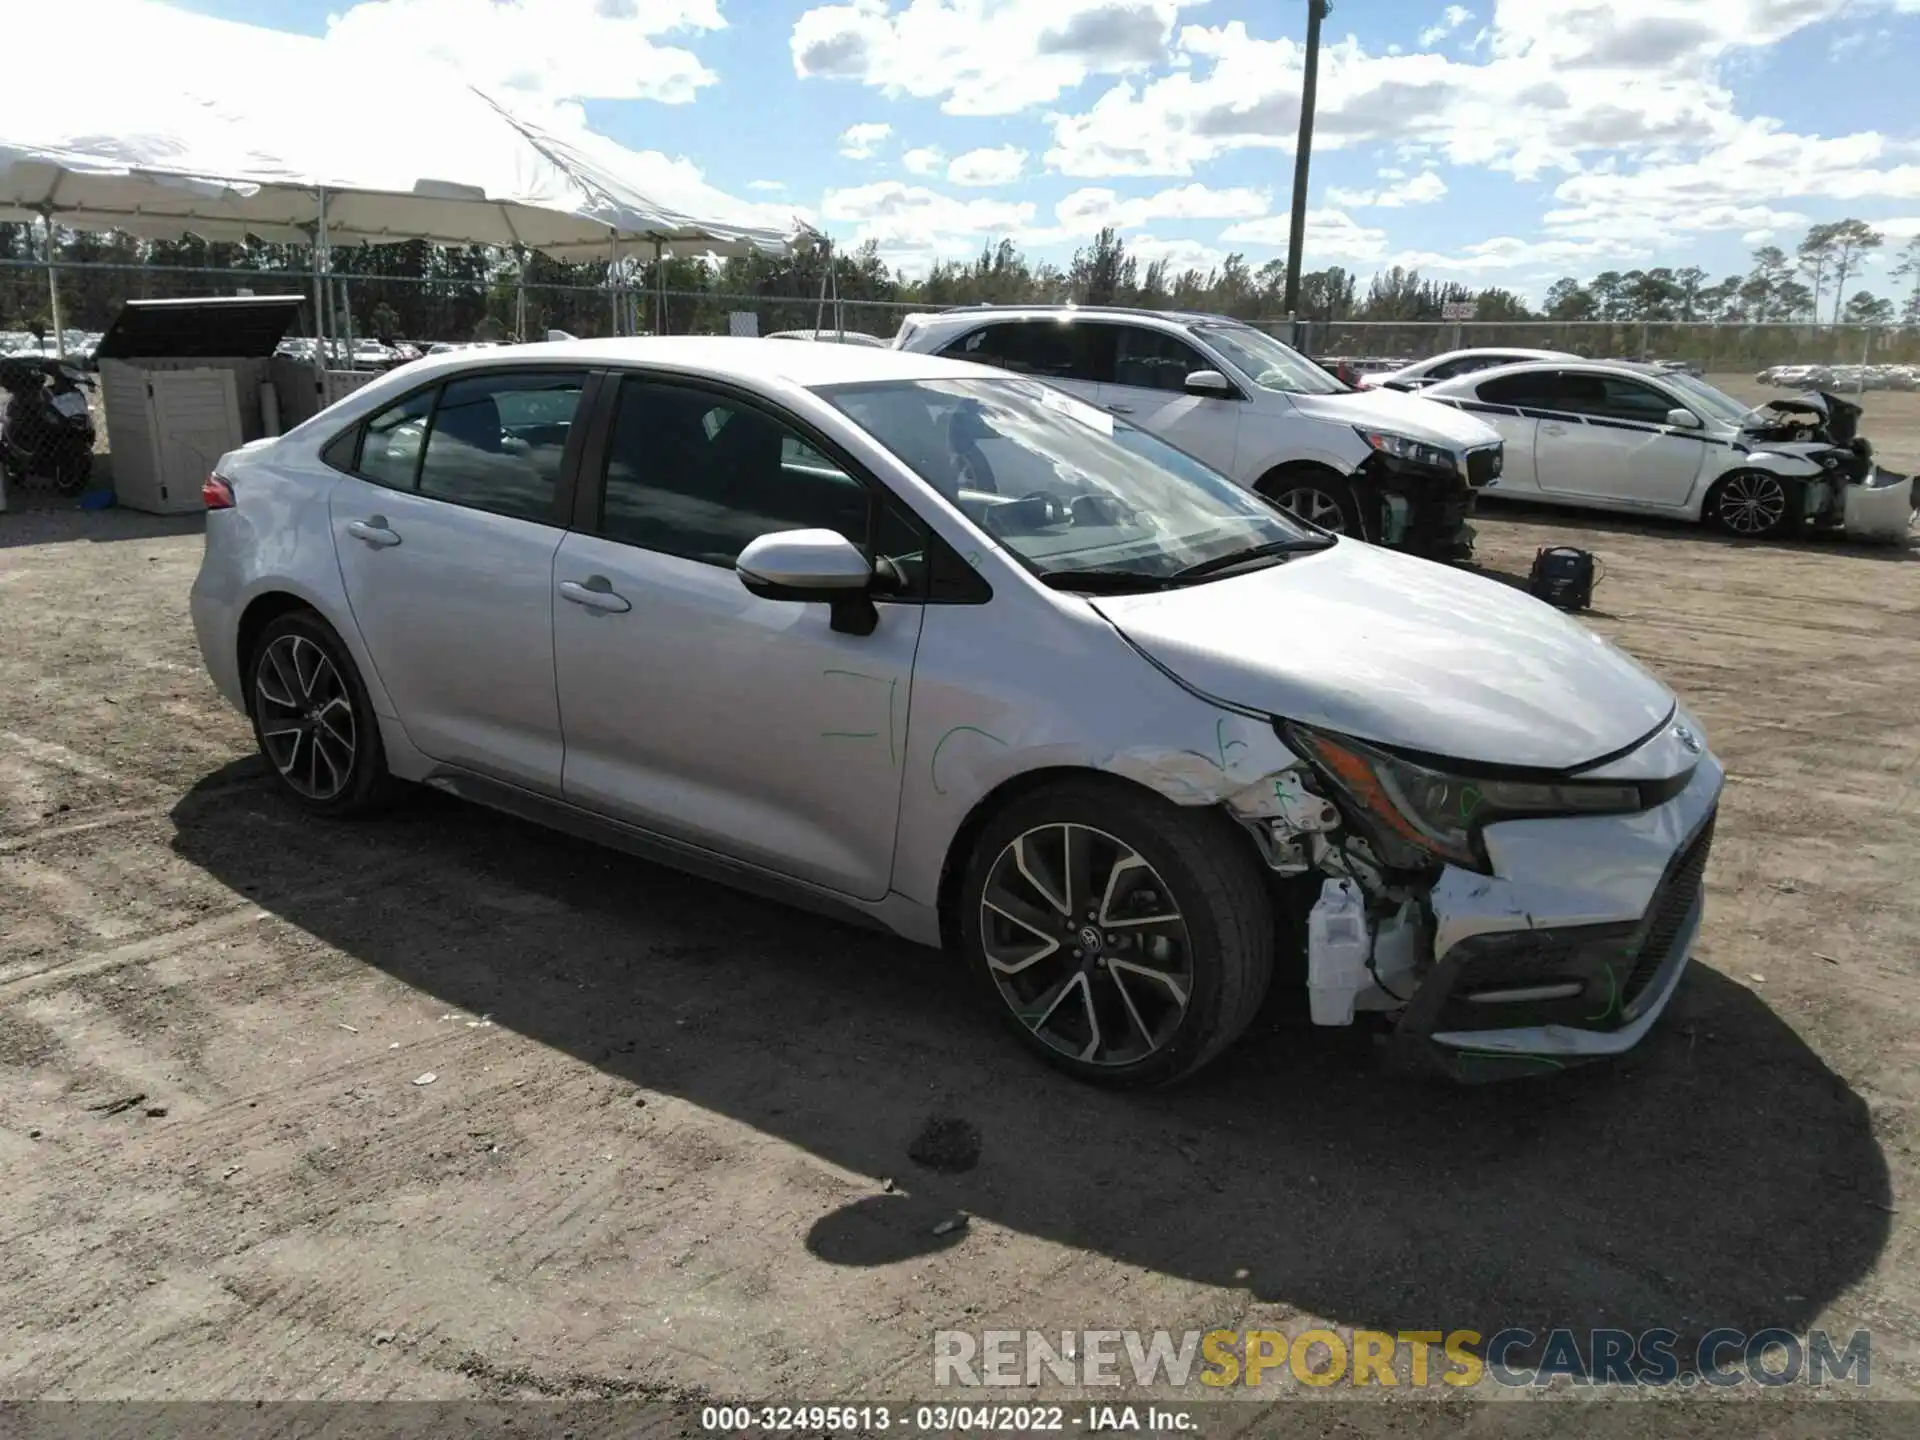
[1282,0,1332,338]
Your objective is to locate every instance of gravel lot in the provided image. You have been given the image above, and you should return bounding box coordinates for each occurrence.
[2,456,1918,1421]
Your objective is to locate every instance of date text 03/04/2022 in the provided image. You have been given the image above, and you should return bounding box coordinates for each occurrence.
[699,1403,1196,1432]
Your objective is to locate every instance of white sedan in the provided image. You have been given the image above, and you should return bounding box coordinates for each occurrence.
[1359,347,1578,391]
[1421,360,1914,541]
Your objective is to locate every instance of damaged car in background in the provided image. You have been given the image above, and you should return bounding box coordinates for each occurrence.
[892,304,1505,562]
[193,339,1718,1090]
[1421,360,1914,542]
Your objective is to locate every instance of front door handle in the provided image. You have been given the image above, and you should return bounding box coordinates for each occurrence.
[1540,425,1569,437]
[346,517,401,548]
[559,576,631,614]
[1105,403,1135,415]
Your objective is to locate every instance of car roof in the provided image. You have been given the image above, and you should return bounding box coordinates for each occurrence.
[1429,357,1673,388]
[911,305,1241,328]
[1410,346,1578,368]
[378,335,989,389]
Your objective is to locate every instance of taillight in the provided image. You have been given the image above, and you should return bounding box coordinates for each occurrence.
[203,473,235,510]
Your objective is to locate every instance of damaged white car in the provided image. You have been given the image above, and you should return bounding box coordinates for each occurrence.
[1421,360,1914,542]
[192,339,1720,1088]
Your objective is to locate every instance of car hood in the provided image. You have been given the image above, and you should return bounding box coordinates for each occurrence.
[1289,385,1501,450]
[1091,541,1676,771]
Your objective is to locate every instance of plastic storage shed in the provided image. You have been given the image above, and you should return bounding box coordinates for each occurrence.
[94,295,306,513]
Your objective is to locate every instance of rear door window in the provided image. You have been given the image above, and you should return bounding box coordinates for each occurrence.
[415,370,587,523]
[944,321,1115,384]
[1477,371,1565,410]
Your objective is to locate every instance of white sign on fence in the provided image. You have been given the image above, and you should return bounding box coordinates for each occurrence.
[1441,302,1478,321]
[728,312,760,337]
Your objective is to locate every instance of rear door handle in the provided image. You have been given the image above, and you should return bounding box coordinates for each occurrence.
[1541,425,1568,436]
[1105,403,1135,415]
[346,517,401,548]
[559,577,631,614]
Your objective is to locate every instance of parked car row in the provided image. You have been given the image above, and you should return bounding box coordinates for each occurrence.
[1758,363,1919,391]
[887,318,1911,552]
[193,335,1727,1085]
[0,329,106,364]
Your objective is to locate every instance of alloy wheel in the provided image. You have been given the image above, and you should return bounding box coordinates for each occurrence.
[1717,473,1787,535]
[1273,486,1348,533]
[254,634,357,801]
[978,823,1194,1068]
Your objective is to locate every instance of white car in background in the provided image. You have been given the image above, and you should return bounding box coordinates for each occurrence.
[894,306,1504,560]
[1421,360,1914,541]
[1359,347,1579,391]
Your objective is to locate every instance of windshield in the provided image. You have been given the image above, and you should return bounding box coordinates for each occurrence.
[1662,372,1753,427]
[1192,324,1349,395]
[820,377,1322,586]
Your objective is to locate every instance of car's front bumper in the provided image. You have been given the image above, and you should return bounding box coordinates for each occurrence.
[1387,746,1724,1081]
[1355,444,1501,561]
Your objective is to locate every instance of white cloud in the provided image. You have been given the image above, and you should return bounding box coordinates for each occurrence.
[947,145,1028,186]
[1055,183,1269,231]
[1222,208,1394,264]
[1419,6,1473,48]
[748,180,789,192]
[324,0,725,106]
[820,180,1036,272]
[902,146,947,175]
[1040,3,1920,182]
[838,122,893,158]
[1540,120,1920,243]
[1382,234,1651,274]
[1742,228,1776,244]
[791,0,1205,115]
[1325,170,1449,207]
[1129,234,1231,275]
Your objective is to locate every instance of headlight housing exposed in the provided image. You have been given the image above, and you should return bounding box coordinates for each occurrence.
[1354,427,1456,473]
[1286,725,1645,874]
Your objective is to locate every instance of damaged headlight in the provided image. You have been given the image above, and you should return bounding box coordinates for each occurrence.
[1286,725,1644,873]
[1355,428,1455,473]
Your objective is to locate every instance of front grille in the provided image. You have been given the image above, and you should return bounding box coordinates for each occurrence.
[1622,812,1716,1008]
[1466,448,1500,488]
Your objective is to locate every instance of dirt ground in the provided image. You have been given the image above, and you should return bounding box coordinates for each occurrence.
[2,480,1919,1424]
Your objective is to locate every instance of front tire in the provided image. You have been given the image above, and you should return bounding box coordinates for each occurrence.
[246,610,395,817]
[1258,466,1367,538]
[1707,470,1793,539]
[958,779,1275,1086]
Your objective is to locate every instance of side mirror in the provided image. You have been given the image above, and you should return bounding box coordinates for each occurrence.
[1665,408,1703,430]
[1184,369,1237,398]
[736,528,878,636]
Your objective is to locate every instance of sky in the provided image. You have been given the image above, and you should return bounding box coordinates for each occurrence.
[144,1,1920,299]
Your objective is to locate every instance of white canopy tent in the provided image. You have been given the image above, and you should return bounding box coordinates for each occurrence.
[0,0,800,348]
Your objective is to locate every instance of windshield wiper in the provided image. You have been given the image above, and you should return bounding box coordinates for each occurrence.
[1171,537,1335,582]
[1038,569,1176,594]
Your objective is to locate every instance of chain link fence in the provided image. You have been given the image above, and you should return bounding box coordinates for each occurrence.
[6,256,1918,392]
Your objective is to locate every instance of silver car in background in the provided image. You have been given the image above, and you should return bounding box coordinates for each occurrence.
[191,338,1721,1086]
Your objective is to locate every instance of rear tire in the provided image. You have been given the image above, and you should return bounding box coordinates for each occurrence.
[958,779,1275,1087]
[1706,469,1793,539]
[1257,465,1367,538]
[245,610,397,818]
